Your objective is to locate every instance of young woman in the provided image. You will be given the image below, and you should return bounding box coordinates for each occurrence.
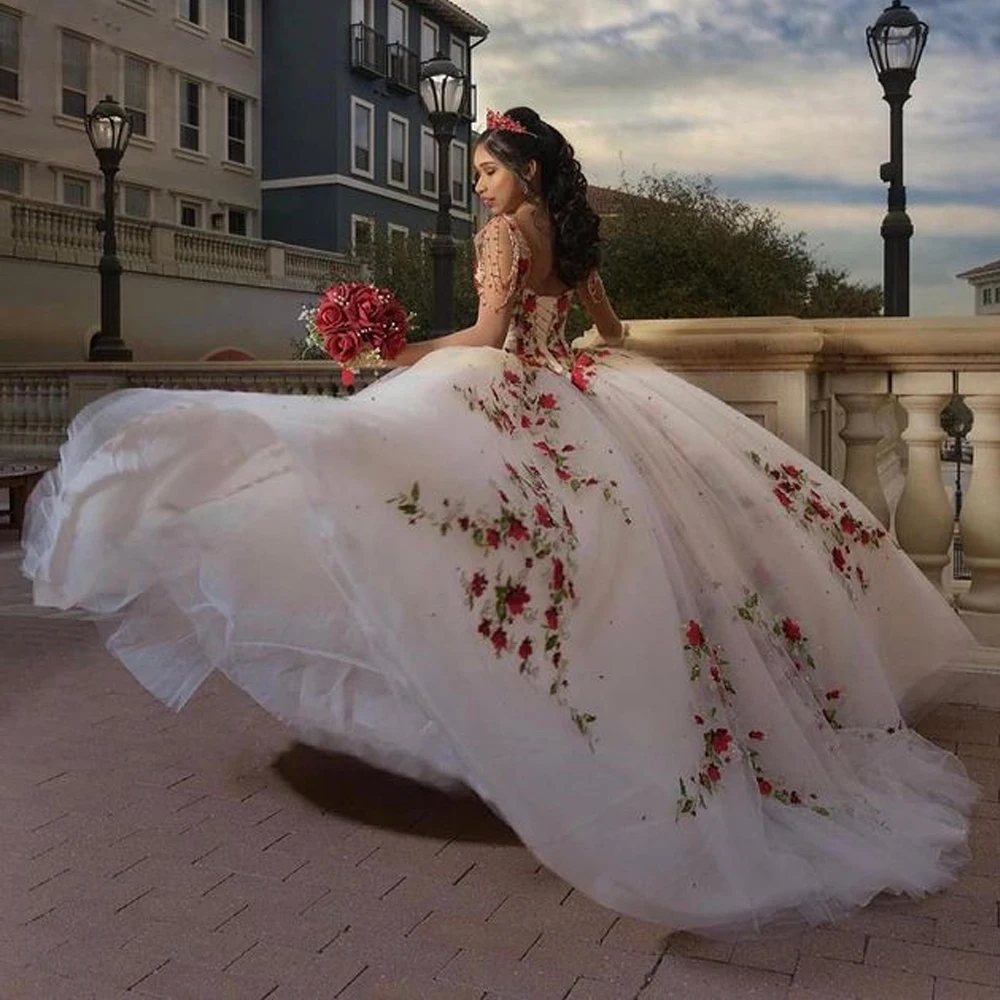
[22,106,976,938]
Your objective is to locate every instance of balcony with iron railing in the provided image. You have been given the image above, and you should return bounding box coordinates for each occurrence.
[387,42,419,92]
[350,22,387,77]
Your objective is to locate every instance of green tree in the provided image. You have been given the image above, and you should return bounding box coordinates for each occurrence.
[598,174,882,320]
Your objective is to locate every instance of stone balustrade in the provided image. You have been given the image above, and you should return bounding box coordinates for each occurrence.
[0,194,360,291]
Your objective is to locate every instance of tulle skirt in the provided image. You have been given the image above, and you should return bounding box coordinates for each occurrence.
[22,346,978,937]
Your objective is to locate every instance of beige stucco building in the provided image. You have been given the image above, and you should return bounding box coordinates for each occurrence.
[0,0,262,236]
[957,257,1000,316]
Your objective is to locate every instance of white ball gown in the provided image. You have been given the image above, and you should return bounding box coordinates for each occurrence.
[21,214,977,938]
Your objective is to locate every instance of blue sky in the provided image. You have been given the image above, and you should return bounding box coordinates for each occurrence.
[469,0,1000,315]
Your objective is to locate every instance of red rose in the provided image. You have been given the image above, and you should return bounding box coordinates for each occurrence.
[478,619,491,637]
[781,618,802,642]
[535,505,555,528]
[757,777,773,796]
[485,529,501,549]
[556,468,572,482]
[322,328,364,363]
[518,638,533,660]
[507,518,529,542]
[523,295,537,314]
[505,585,531,617]
[470,572,488,598]
[315,293,350,337]
[490,628,508,653]
[521,415,532,429]
[503,369,521,385]
[774,488,792,509]
[706,764,722,783]
[860,529,871,545]
[748,730,765,741]
[551,558,565,591]
[538,394,557,410]
[831,547,846,572]
[840,514,856,536]
[685,620,705,648]
[350,284,387,327]
[545,607,559,630]
[826,689,840,701]
[710,729,732,755]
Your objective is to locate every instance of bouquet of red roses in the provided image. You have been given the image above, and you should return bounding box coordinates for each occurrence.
[299,281,409,386]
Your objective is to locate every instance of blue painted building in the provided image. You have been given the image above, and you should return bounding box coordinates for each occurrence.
[260,0,487,255]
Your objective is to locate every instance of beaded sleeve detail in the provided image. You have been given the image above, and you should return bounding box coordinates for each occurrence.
[473,214,531,312]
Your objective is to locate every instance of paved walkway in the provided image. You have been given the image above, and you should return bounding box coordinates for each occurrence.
[1,533,998,1000]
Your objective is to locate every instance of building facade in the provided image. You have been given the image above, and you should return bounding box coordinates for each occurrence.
[0,0,263,236]
[0,0,487,252]
[260,0,487,254]
[957,257,1000,316]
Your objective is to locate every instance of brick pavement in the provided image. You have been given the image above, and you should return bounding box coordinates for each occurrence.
[1,534,999,999]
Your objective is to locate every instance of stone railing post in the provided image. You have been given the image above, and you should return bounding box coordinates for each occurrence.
[150,223,176,268]
[266,245,285,280]
[892,373,954,592]
[957,375,1000,615]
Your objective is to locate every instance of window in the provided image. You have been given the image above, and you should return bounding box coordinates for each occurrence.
[61,33,89,119]
[179,200,201,227]
[389,1,408,46]
[388,224,408,251]
[450,140,467,205]
[450,37,467,75]
[388,114,408,188]
[0,155,22,194]
[227,0,247,44]
[421,19,438,60]
[351,97,373,177]
[179,78,201,151]
[124,56,150,137]
[226,94,247,163]
[351,214,374,253]
[986,288,994,307]
[180,0,201,25]
[0,9,20,102]
[62,175,91,207]
[122,184,150,218]
[352,0,374,27]
[228,208,248,236]
[421,127,437,196]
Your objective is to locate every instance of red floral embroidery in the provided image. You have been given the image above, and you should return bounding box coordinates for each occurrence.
[678,611,833,820]
[749,451,888,598]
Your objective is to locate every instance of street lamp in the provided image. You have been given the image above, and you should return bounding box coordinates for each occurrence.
[85,94,133,361]
[866,0,928,317]
[419,53,467,336]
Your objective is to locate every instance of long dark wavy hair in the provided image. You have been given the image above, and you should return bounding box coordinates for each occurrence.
[477,107,600,288]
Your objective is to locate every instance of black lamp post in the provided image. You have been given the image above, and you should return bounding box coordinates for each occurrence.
[84,94,134,361]
[866,1,928,318]
[419,53,467,336]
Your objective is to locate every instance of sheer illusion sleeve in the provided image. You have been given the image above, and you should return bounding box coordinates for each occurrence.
[473,214,530,314]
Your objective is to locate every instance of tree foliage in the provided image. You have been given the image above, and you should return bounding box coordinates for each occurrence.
[600,174,882,320]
